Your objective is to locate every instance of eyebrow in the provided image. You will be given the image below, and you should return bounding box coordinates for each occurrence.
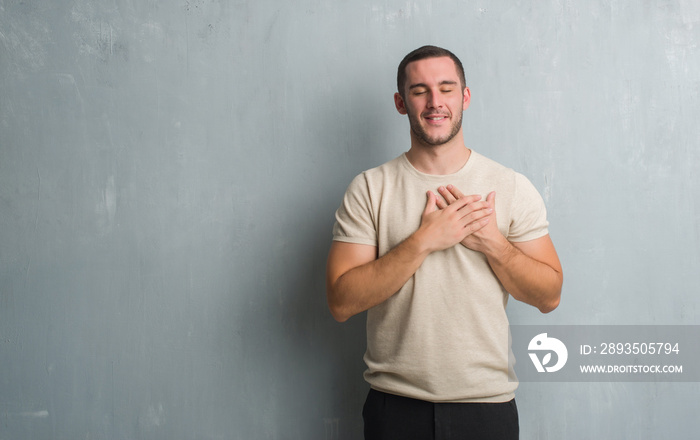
[408,80,459,90]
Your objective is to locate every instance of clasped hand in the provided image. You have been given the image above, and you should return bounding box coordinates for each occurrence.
[419,184,500,254]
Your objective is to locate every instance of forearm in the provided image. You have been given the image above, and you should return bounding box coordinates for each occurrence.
[484,236,563,313]
[327,233,430,322]
[328,191,491,322]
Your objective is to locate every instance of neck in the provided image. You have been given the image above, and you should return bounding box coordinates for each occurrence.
[405,133,471,175]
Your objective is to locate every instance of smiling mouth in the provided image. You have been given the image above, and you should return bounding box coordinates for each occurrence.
[425,115,448,122]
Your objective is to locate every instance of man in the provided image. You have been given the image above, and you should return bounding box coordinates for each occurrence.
[326,46,562,439]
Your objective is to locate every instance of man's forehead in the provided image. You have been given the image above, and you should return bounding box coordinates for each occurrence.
[405,56,460,83]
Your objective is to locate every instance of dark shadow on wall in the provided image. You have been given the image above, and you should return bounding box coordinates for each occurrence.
[276,77,392,439]
[223,79,389,439]
[216,193,369,439]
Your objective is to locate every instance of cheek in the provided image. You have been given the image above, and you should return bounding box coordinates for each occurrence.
[404,100,417,113]
[404,103,422,120]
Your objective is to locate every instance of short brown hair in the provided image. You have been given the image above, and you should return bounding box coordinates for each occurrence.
[397,45,466,98]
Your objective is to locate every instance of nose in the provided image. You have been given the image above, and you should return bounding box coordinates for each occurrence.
[427,90,442,109]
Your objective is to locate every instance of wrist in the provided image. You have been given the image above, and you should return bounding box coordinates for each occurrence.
[408,227,435,256]
[482,234,514,263]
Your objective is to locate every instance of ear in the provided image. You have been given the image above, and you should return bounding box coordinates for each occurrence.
[394,92,408,115]
[462,87,471,111]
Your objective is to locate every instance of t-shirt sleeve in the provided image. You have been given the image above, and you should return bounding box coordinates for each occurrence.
[507,173,549,242]
[332,173,378,246]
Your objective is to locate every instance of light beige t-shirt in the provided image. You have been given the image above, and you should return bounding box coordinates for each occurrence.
[332,151,549,403]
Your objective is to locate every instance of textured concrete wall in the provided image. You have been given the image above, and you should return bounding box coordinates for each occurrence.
[1,1,698,438]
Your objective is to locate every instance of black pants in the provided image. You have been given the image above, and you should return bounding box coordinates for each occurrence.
[363,389,519,440]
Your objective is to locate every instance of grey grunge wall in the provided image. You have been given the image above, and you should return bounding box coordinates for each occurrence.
[1,1,699,438]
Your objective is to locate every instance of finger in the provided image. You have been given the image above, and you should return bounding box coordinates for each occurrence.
[446,184,466,200]
[445,194,474,212]
[456,200,491,217]
[442,193,482,211]
[465,216,490,234]
[459,202,493,223]
[435,195,448,210]
[486,191,496,207]
[453,194,482,208]
[423,191,437,215]
[437,186,457,204]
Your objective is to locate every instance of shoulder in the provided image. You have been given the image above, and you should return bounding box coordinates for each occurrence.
[469,151,514,176]
[361,155,406,179]
[470,151,543,190]
[467,151,518,189]
[333,157,407,245]
[345,155,406,191]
